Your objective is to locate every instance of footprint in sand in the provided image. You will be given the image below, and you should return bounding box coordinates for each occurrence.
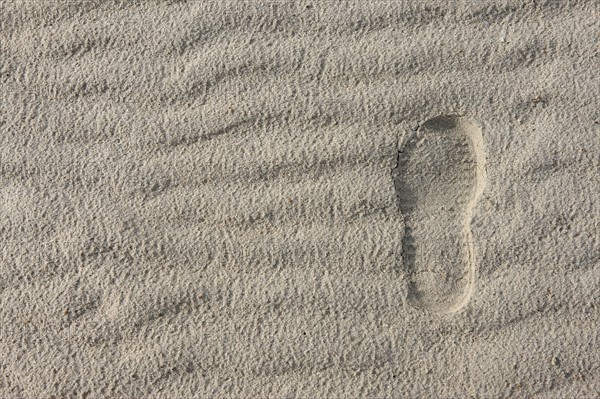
[395,115,486,313]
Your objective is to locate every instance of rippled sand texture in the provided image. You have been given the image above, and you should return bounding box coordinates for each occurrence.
[1,1,599,398]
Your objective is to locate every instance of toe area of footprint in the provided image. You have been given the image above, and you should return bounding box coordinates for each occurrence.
[395,115,486,314]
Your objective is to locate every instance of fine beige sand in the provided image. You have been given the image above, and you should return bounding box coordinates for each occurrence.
[1,1,599,397]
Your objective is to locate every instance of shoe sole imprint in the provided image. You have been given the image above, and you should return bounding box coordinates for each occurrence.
[395,115,486,313]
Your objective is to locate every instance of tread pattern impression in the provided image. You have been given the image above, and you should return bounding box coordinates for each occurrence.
[395,115,486,313]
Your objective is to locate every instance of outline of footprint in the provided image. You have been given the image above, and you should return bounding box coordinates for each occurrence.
[394,115,486,313]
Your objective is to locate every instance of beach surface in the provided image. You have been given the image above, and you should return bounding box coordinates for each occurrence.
[1,1,599,397]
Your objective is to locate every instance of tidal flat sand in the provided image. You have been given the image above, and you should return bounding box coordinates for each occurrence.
[1,1,599,397]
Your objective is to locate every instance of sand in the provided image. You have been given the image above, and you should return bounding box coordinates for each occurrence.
[1,0,599,397]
